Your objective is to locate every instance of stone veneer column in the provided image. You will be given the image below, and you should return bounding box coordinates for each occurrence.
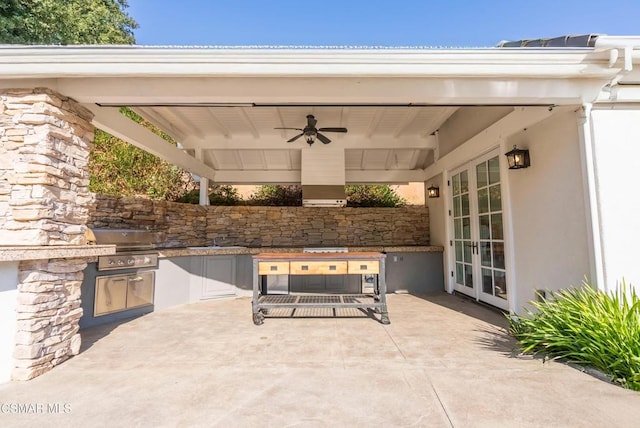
[0,88,94,380]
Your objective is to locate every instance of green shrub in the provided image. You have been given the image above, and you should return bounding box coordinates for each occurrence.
[247,184,406,207]
[248,185,302,206]
[345,185,406,207]
[508,280,640,391]
[176,185,242,205]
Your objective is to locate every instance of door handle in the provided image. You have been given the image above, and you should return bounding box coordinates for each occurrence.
[466,242,479,254]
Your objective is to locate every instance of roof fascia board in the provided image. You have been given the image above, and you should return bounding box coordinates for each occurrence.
[0,46,619,79]
[56,76,605,106]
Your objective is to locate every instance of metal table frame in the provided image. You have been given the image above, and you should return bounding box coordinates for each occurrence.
[252,252,389,325]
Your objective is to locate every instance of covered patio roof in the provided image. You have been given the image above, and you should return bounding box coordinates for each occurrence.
[0,38,637,183]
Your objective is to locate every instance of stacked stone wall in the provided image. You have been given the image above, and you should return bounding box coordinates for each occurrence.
[89,195,207,247]
[0,88,94,245]
[88,196,429,247]
[13,259,86,380]
[0,88,94,380]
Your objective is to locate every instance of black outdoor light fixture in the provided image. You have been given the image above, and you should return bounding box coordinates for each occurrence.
[505,145,530,169]
[427,184,440,198]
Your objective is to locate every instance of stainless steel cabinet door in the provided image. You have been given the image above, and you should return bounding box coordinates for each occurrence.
[94,275,128,316]
[126,271,155,309]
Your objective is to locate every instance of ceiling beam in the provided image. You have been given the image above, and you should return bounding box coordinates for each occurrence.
[182,134,438,150]
[237,107,260,138]
[85,104,217,180]
[346,169,425,183]
[211,168,424,184]
[214,170,301,184]
[394,108,421,137]
[149,106,194,138]
[366,107,385,138]
[161,107,206,140]
[205,107,232,138]
[133,106,186,141]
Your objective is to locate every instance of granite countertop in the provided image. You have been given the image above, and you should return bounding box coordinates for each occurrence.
[0,245,116,262]
[157,245,443,258]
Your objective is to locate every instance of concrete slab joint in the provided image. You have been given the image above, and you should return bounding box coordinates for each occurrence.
[1,88,94,381]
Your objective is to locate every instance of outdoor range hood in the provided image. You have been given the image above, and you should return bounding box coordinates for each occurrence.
[302,185,346,207]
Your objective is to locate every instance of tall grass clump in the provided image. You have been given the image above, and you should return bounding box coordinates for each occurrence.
[508,280,640,391]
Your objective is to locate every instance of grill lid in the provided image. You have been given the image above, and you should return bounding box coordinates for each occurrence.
[90,228,162,251]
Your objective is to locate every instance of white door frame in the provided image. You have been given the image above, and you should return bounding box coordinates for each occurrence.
[445,145,514,311]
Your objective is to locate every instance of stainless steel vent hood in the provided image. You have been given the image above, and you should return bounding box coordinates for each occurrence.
[302,185,346,207]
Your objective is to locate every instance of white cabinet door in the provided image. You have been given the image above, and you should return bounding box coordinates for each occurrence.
[201,256,236,299]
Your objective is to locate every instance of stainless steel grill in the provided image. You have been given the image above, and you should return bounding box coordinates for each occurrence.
[91,228,161,271]
[83,229,161,325]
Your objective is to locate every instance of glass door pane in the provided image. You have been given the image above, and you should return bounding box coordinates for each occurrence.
[475,156,507,302]
[452,170,473,290]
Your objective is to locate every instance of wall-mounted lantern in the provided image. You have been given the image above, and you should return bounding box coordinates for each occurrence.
[505,145,531,169]
[427,184,440,198]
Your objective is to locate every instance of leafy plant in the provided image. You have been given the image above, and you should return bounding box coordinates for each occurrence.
[509,280,640,391]
[89,108,195,200]
[345,185,406,207]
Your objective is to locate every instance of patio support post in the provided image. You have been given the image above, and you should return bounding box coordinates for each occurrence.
[199,177,210,206]
[577,103,606,292]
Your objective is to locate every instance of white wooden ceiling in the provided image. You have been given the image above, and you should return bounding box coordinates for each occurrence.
[132,106,456,183]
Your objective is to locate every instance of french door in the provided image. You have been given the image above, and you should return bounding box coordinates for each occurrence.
[450,150,508,310]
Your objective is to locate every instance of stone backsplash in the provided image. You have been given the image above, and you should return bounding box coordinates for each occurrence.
[89,195,430,247]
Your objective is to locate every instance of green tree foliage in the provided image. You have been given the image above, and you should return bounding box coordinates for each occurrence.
[89,108,194,200]
[0,0,137,44]
[1,1,194,200]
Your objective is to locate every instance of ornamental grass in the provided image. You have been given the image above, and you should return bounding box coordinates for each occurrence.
[508,281,640,391]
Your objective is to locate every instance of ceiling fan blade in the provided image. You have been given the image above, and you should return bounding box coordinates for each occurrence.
[316,133,331,144]
[307,115,317,128]
[318,127,347,133]
[287,133,304,143]
[274,127,303,131]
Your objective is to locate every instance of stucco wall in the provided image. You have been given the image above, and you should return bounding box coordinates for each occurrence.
[438,107,514,157]
[507,110,590,310]
[89,195,430,247]
[590,107,640,294]
[0,262,18,384]
[426,108,590,312]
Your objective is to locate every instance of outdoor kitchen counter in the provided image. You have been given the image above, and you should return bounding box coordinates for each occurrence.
[0,245,116,262]
[157,245,443,258]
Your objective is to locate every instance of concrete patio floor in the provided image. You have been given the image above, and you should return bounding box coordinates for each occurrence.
[1,293,639,427]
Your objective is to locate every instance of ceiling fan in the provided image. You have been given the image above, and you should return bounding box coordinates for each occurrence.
[275,114,347,146]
